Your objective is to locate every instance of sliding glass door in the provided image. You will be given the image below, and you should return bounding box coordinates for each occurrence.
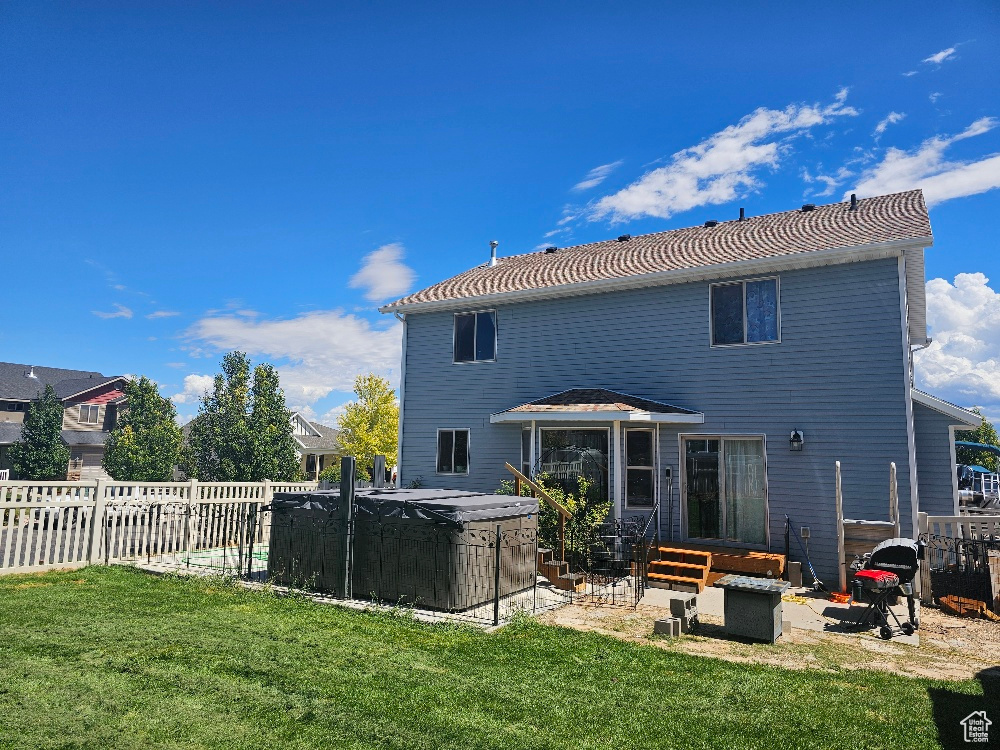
[684,436,767,546]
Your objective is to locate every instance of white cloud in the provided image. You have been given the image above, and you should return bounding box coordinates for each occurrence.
[571,160,623,192]
[923,46,957,65]
[915,273,1000,418]
[171,374,215,405]
[92,304,133,319]
[874,111,906,137]
[184,309,402,407]
[902,70,918,78]
[929,92,942,104]
[147,310,180,319]
[588,91,858,222]
[319,402,349,427]
[849,117,1000,205]
[348,243,416,302]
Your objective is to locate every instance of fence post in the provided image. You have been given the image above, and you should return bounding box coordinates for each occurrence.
[186,478,198,561]
[918,511,931,603]
[341,456,356,599]
[493,524,502,627]
[87,479,106,565]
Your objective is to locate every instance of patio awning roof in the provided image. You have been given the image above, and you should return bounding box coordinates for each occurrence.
[490,388,704,424]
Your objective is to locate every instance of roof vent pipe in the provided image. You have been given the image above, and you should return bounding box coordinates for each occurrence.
[489,240,499,267]
[544,246,558,253]
[801,203,815,212]
[25,366,38,380]
[850,193,858,211]
[739,207,745,221]
[617,234,631,242]
[704,220,719,228]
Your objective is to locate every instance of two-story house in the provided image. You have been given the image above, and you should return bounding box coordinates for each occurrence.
[380,190,981,586]
[0,362,129,480]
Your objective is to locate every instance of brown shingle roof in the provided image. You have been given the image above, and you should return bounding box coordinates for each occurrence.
[383,190,931,310]
[500,389,699,415]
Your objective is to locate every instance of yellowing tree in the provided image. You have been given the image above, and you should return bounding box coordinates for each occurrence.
[336,374,398,479]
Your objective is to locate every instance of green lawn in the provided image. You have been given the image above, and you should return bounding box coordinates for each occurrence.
[0,567,991,749]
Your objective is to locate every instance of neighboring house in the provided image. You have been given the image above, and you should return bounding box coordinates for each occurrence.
[291,412,341,479]
[0,362,129,480]
[380,190,981,586]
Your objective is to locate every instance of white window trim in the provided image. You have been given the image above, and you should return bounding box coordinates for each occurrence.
[80,404,100,425]
[435,428,471,475]
[677,433,770,549]
[624,427,656,510]
[709,276,781,348]
[452,309,498,364]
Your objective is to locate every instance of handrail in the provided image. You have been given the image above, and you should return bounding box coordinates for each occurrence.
[504,463,572,519]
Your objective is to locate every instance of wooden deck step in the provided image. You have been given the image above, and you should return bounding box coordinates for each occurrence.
[648,560,706,571]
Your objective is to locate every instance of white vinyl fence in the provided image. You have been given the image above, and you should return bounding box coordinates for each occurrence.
[0,479,317,575]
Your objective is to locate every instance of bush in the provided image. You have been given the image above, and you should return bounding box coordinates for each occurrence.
[497,473,611,561]
[318,462,370,484]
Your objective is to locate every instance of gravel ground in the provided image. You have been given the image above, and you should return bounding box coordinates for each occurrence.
[536,598,1000,681]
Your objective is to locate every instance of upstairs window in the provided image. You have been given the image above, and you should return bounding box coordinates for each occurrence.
[711,278,779,346]
[453,311,496,362]
[437,429,470,474]
[80,405,100,424]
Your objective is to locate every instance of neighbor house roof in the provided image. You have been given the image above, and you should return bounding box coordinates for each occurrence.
[0,422,23,445]
[490,388,704,424]
[0,362,109,401]
[295,423,341,452]
[52,377,127,400]
[382,190,932,312]
[61,430,110,446]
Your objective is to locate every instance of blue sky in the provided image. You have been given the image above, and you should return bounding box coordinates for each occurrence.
[2,2,999,424]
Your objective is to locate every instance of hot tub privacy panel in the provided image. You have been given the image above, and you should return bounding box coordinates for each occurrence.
[268,488,539,611]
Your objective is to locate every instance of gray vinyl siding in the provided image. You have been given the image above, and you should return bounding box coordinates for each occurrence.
[399,256,912,585]
[913,401,959,517]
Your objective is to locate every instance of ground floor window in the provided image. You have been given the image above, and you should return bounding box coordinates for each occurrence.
[437,429,470,475]
[684,436,767,545]
[625,428,655,508]
[539,428,609,504]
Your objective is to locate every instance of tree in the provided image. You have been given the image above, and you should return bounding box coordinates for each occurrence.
[182,351,299,481]
[336,374,398,478]
[102,376,183,481]
[956,408,1000,472]
[9,384,70,480]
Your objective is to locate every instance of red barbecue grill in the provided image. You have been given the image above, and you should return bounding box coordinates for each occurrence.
[850,537,920,640]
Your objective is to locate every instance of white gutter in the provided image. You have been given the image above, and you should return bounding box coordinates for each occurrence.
[394,311,407,486]
[380,237,931,315]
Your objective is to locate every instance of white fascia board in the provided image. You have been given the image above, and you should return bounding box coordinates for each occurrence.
[490,411,704,424]
[61,377,130,402]
[911,389,982,427]
[380,237,932,315]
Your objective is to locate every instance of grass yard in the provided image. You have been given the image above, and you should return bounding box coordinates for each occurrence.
[0,568,994,750]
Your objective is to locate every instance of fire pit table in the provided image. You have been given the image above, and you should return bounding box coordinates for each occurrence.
[713,574,791,643]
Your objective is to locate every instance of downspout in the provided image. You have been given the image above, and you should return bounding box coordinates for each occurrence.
[898,255,920,538]
[394,311,407,487]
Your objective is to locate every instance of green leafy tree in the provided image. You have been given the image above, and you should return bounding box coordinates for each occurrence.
[497,473,611,560]
[102,376,183,481]
[182,351,299,481]
[9,384,70,480]
[336,374,398,478]
[956,408,1000,472]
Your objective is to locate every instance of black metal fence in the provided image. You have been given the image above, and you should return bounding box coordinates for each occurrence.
[121,502,559,625]
[564,519,647,607]
[921,532,1000,610]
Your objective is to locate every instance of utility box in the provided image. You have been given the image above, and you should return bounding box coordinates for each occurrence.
[714,575,790,643]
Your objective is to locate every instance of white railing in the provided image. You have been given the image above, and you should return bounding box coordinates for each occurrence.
[0,478,317,575]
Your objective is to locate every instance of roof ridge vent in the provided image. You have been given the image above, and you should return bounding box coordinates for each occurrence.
[801,203,815,212]
[544,246,558,253]
[617,234,631,242]
[704,220,719,228]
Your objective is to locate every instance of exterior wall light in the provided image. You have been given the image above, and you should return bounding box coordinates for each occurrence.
[789,430,804,451]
